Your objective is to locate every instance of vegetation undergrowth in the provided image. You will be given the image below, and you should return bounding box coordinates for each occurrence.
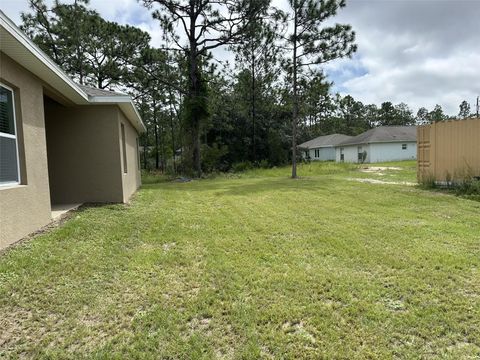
[419,171,480,202]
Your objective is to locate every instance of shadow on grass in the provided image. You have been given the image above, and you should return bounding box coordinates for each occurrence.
[141,175,346,197]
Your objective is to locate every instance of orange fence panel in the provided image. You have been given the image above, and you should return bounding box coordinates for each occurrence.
[417,118,480,182]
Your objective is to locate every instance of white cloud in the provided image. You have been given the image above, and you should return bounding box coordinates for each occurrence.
[330,0,480,114]
[1,0,28,24]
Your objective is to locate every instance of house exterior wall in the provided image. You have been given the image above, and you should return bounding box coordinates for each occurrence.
[0,53,142,250]
[302,147,335,161]
[418,119,480,182]
[118,111,141,202]
[336,142,416,163]
[369,142,417,163]
[0,53,52,249]
[44,102,125,204]
[336,144,370,163]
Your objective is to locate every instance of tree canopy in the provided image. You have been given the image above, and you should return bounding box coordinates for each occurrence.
[21,0,464,177]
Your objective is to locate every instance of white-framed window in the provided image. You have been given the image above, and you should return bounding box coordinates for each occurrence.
[315,149,320,158]
[0,83,21,186]
[357,146,363,161]
[340,147,344,162]
[121,123,127,174]
[402,143,407,150]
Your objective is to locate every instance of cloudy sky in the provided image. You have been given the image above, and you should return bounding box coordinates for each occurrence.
[2,0,479,115]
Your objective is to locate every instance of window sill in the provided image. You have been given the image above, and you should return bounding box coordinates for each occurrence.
[0,184,27,191]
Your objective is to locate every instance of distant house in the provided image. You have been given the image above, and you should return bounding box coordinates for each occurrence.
[0,11,145,249]
[335,126,417,163]
[299,134,352,161]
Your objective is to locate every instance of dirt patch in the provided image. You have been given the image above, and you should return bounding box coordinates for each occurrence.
[188,316,212,332]
[446,341,480,353]
[215,347,235,359]
[358,166,405,176]
[0,308,34,349]
[360,166,403,172]
[162,242,176,252]
[282,321,316,344]
[348,178,416,186]
[382,298,407,312]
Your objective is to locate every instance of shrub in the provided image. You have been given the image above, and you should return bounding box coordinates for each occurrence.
[257,159,270,169]
[359,150,367,164]
[445,171,453,188]
[419,173,437,189]
[232,161,253,173]
[201,143,229,173]
[419,168,480,200]
[141,170,170,184]
[455,178,480,198]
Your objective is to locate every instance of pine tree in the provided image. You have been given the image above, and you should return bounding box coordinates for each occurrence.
[429,104,447,122]
[233,0,281,163]
[141,0,266,177]
[416,107,429,125]
[284,0,356,178]
[22,0,150,89]
[458,100,470,119]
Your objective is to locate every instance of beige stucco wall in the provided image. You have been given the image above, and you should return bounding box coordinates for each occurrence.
[45,102,125,204]
[0,53,52,249]
[0,53,142,250]
[118,111,142,202]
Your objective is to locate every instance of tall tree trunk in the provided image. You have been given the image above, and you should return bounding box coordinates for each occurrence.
[192,114,201,176]
[190,55,202,178]
[167,88,179,174]
[291,2,298,179]
[140,103,148,170]
[251,36,257,164]
[143,127,148,170]
[188,4,202,178]
[160,123,166,173]
[155,125,160,170]
[153,98,160,170]
[74,0,84,84]
[170,110,177,174]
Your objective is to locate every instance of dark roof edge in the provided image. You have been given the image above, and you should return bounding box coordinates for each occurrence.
[337,139,417,147]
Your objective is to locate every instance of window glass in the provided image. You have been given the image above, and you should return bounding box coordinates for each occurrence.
[0,85,19,185]
[0,87,15,135]
[0,137,19,183]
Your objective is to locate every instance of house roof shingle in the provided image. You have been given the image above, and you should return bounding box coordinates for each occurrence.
[298,134,353,149]
[78,84,127,97]
[338,126,417,146]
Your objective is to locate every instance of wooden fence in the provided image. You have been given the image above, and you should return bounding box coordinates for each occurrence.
[417,118,480,182]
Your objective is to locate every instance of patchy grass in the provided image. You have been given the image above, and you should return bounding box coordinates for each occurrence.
[1,161,479,359]
[354,160,418,183]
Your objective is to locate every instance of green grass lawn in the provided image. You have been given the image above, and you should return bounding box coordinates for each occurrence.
[1,161,479,359]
